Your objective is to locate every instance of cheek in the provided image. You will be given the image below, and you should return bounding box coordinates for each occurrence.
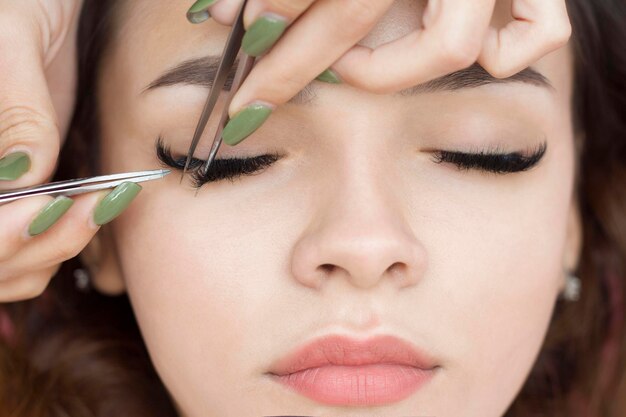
[106,181,300,413]
[418,143,574,411]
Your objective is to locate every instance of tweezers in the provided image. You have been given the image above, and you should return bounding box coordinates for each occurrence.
[182,0,255,184]
[0,169,170,206]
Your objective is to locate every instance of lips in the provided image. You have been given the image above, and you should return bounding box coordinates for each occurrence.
[268,334,439,376]
[266,334,439,406]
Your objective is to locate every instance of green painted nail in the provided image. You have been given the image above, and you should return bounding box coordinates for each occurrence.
[0,152,31,181]
[316,69,342,84]
[222,104,273,146]
[187,0,219,23]
[242,15,287,57]
[28,196,74,237]
[93,182,142,226]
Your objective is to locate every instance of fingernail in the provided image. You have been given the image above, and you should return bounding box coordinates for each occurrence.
[0,152,31,181]
[242,14,287,57]
[93,182,142,226]
[222,103,273,146]
[28,196,74,237]
[316,69,342,84]
[186,0,220,24]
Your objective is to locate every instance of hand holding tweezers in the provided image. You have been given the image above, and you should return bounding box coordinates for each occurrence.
[0,169,170,206]
[182,0,254,182]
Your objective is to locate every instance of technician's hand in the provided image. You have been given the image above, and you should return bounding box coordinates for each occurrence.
[0,0,115,303]
[186,0,571,146]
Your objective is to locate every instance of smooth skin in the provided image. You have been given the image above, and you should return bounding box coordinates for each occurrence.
[0,0,570,305]
[0,1,145,302]
[0,0,108,302]
[83,1,581,415]
[203,0,572,120]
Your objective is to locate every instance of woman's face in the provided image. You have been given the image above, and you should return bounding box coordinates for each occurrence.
[91,0,580,415]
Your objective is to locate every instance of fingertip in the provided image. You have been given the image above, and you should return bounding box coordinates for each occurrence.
[74,190,108,231]
[0,149,32,182]
[0,140,60,190]
[203,0,241,26]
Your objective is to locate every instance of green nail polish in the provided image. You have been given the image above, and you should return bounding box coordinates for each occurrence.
[93,182,142,226]
[187,0,219,23]
[316,69,342,84]
[222,104,273,146]
[242,15,287,57]
[0,152,31,181]
[28,196,74,237]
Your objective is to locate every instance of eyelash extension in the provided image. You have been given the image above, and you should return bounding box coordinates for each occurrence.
[431,141,547,174]
[155,136,281,188]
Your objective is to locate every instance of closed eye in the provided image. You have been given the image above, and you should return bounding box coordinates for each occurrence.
[431,141,547,174]
[155,136,282,188]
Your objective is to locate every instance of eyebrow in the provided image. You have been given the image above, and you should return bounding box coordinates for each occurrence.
[144,56,553,104]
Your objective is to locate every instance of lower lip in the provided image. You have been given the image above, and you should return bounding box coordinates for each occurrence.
[272,364,435,406]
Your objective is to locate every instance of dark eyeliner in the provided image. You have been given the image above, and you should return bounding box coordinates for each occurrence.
[155,136,281,188]
[432,141,547,174]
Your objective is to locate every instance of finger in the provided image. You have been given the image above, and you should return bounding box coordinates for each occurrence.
[331,0,496,94]
[187,0,242,25]
[228,0,394,115]
[478,0,571,78]
[242,0,317,28]
[5,191,105,275]
[192,0,319,55]
[0,266,59,303]
[207,0,318,26]
[0,195,57,267]
[241,0,321,58]
[0,6,61,191]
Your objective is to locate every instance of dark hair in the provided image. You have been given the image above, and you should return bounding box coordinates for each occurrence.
[1,0,625,415]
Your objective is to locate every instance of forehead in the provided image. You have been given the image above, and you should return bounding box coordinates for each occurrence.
[107,0,573,103]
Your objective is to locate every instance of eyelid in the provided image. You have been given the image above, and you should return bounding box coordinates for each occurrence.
[430,141,548,174]
[155,136,282,188]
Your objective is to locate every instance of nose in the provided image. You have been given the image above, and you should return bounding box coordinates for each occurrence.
[290,168,428,291]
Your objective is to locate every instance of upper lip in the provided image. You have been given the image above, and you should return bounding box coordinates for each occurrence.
[267,334,439,376]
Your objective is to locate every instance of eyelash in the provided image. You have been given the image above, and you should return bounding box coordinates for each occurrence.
[431,142,547,174]
[155,137,547,188]
[155,136,281,188]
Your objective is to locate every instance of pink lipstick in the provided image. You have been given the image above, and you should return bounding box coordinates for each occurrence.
[267,334,439,406]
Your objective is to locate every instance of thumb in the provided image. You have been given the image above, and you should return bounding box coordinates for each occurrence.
[0,9,61,189]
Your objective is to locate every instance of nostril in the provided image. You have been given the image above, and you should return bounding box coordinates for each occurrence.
[386,262,410,283]
[318,264,336,275]
[388,262,406,274]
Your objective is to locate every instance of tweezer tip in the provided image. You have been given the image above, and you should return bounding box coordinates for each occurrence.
[180,155,194,184]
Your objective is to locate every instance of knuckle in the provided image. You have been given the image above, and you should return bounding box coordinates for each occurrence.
[343,61,396,94]
[268,0,308,17]
[437,35,481,70]
[0,266,15,282]
[51,244,82,262]
[549,21,572,47]
[0,238,20,264]
[482,57,512,79]
[364,78,397,95]
[0,241,12,262]
[0,105,57,145]
[258,68,310,104]
[21,275,49,299]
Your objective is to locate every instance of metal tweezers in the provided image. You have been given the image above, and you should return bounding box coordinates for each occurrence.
[182,0,255,184]
[0,169,170,206]
[0,0,251,206]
